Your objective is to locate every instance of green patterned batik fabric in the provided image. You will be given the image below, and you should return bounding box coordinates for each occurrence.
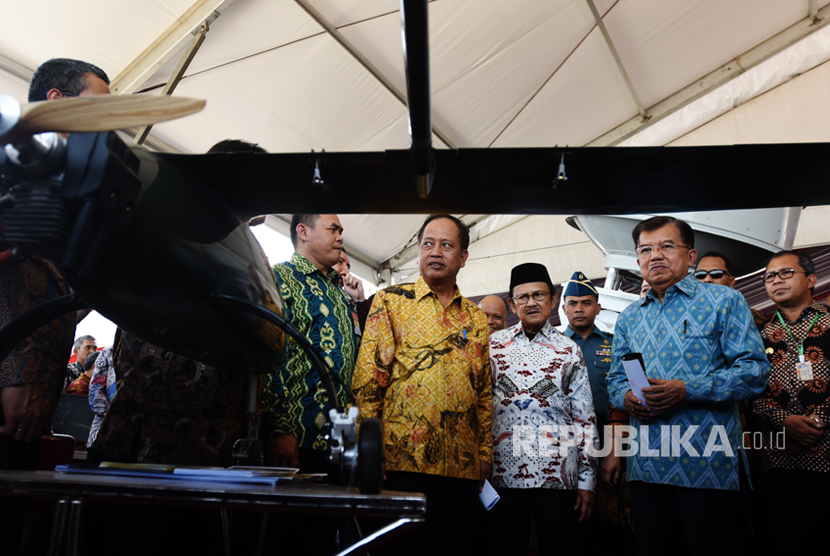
[261,253,358,450]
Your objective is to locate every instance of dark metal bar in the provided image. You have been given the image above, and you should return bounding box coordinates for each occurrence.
[66,499,83,556]
[47,498,68,556]
[399,0,435,197]
[335,518,423,556]
[134,21,210,146]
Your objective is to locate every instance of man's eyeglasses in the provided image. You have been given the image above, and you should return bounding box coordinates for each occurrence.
[635,243,691,258]
[763,268,807,283]
[512,291,550,305]
[694,269,730,280]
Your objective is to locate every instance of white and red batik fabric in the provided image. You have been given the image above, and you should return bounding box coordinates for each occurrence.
[490,321,597,492]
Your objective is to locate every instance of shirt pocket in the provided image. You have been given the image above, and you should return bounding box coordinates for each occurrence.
[684,318,717,340]
[682,319,719,363]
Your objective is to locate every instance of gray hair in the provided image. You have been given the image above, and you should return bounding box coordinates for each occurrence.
[73,335,96,351]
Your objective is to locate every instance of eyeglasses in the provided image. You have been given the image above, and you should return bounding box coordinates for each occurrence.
[694,269,730,280]
[635,243,691,258]
[763,268,807,283]
[50,91,78,98]
[512,291,550,305]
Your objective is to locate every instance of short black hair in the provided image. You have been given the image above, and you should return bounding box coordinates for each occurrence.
[698,251,734,275]
[766,250,815,276]
[28,58,110,102]
[632,216,695,249]
[207,139,266,154]
[417,215,470,251]
[84,350,100,372]
[290,214,321,248]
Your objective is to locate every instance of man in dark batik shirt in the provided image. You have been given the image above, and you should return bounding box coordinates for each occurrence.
[92,329,247,465]
[752,250,830,554]
[1,58,110,458]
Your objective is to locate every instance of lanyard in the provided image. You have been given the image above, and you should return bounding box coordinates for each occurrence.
[775,310,820,359]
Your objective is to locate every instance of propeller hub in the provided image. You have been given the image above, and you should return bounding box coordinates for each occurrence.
[4,132,66,175]
[0,95,22,140]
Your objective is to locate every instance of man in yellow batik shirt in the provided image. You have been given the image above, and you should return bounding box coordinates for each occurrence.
[351,214,492,556]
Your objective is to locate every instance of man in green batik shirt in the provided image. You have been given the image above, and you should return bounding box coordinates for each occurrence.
[261,214,359,472]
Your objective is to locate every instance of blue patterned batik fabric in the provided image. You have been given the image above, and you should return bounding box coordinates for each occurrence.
[607,275,769,491]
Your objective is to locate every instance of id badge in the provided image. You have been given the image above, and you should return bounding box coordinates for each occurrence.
[351,311,362,337]
[797,361,814,381]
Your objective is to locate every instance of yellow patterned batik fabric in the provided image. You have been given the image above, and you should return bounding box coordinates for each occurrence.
[352,277,492,480]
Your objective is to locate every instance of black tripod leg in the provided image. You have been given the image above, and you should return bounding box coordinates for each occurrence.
[209,293,350,411]
[0,293,86,362]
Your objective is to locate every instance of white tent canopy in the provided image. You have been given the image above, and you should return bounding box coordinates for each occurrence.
[4,0,830,297]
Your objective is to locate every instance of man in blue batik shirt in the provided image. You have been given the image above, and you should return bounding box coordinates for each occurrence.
[606,216,769,556]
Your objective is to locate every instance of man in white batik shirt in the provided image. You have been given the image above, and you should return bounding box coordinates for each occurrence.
[489,262,597,556]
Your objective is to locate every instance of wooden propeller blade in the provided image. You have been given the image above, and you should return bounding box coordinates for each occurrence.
[14,95,205,136]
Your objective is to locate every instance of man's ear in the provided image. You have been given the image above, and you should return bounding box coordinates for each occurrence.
[808,272,818,290]
[460,249,469,268]
[295,223,309,243]
[46,88,63,100]
[508,298,517,315]
[687,248,698,268]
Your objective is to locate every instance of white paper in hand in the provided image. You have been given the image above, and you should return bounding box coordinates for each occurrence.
[479,479,500,510]
[622,354,650,406]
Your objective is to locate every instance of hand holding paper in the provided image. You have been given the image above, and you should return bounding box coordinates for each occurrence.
[641,378,687,412]
[621,353,650,405]
[621,353,655,420]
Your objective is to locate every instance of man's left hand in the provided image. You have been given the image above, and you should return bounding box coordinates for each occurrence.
[641,378,686,412]
[479,460,491,492]
[341,274,365,303]
[574,489,595,523]
[599,454,621,486]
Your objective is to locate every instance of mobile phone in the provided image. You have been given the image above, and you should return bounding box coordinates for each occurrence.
[621,352,645,366]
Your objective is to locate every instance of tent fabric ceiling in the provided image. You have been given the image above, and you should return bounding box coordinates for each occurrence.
[4,0,830,296]
[5,0,829,152]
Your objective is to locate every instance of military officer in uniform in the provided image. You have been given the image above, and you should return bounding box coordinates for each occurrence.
[562,272,613,433]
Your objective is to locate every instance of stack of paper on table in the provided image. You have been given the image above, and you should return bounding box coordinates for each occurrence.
[53,463,312,486]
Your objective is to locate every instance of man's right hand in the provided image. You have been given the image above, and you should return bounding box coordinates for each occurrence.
[0,383,48,443]
[341,274,365,303]
[265,433,299,467]
[623,390,655,421]
[782,415,825,447]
